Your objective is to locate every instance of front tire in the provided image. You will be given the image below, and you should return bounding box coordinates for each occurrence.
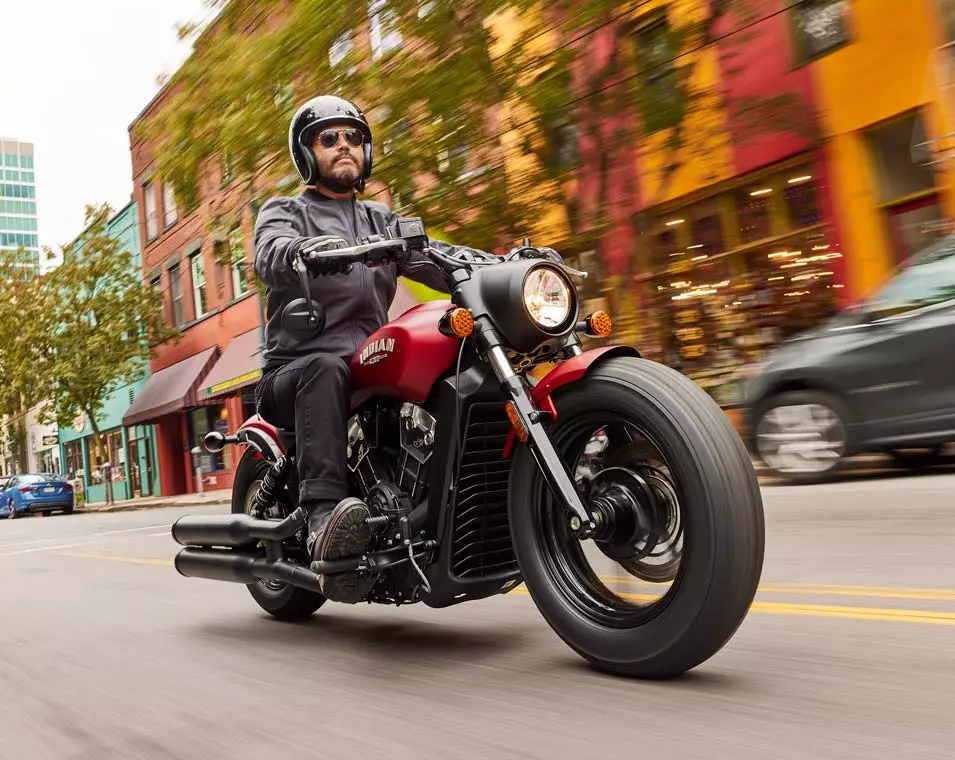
[509,357,765,678]
[232,449,325,621]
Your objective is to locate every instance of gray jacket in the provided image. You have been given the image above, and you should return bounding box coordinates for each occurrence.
[253,189,454,371]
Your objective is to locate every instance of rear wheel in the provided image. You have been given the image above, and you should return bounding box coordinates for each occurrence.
[509,357,765,678]
[232,448,325,621]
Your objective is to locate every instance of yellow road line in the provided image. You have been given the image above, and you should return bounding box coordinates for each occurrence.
[55,552,955,626]
[56,551,173,567]
[594,577,955,602]
[511,587,955,626]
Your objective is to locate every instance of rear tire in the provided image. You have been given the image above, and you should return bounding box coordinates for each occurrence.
[232,449,325,622]
[509,357,765,678]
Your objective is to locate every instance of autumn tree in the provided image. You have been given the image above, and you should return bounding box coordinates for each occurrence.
[141,0,816,347]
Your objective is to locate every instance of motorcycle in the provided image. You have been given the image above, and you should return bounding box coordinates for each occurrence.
[171,217,765,678]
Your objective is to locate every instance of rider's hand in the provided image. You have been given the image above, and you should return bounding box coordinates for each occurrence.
[294,236,352,276]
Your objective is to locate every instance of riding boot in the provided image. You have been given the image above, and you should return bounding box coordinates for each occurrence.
[306,498,374,603]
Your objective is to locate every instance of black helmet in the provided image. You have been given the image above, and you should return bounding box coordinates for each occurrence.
[288,95,374,190]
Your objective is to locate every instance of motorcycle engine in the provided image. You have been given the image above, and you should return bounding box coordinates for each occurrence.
[345,403,435,507]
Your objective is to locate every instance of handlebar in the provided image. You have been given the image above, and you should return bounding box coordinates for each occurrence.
[300,237,409,266]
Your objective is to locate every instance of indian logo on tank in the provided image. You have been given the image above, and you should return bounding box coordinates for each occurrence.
[359,337,396,366]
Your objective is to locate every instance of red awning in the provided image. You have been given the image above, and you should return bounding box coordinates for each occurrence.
[200,329,264,401]
[122,347,220,427]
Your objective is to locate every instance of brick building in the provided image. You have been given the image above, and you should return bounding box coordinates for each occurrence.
[121,5,426,496]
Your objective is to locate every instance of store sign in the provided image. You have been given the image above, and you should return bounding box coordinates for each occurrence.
[794,0,851,63]
[73,414,86,433]
[42,435,58,447]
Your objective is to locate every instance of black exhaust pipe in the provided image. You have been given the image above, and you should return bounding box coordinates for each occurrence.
[171,507,306,548]
[174,547,330,592]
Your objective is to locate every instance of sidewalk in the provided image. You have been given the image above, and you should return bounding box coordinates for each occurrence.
[78,488,232,514]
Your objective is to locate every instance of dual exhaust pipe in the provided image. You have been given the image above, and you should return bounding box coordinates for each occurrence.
[171,507,326,593]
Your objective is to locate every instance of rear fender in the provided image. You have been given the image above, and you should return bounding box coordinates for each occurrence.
[503,346,640,458]
[236,415,284,462]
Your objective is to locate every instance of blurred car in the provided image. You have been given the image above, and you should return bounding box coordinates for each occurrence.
[745,235,955,484]
[1,473,75,518]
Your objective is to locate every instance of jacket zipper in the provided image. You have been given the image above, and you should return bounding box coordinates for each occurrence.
[351,197,366,355]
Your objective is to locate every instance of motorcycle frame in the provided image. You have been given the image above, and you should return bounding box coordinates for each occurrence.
[233,338,638,609]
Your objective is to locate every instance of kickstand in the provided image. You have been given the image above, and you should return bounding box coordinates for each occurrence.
[400,515,431,594]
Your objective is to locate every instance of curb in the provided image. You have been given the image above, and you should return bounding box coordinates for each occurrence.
[78,495,231,514]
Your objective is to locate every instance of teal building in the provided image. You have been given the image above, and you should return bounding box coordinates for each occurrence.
[57,201,161,503]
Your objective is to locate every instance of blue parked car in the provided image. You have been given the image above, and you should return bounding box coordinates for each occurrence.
[1,474,75,518]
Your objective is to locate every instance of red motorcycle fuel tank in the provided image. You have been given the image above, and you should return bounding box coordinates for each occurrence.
[350,300,459,403]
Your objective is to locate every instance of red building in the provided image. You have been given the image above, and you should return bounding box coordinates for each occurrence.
[122,68,270,496]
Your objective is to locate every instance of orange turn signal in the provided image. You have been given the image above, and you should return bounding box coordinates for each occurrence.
[505,402,528,442]
[448,308,474,338]
[585,311,613,338]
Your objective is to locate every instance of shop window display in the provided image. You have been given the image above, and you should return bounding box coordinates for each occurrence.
[636,162,841,406]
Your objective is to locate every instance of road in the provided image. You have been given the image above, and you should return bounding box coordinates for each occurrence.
[1,469,954,760]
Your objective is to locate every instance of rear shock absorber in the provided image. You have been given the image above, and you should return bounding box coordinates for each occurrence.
[250,455,291,518]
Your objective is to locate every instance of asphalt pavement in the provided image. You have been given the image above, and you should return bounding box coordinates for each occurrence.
[1,467,954,759]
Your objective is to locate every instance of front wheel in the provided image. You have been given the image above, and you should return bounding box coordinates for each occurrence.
[232,448,325,621]
[509,357,765,678]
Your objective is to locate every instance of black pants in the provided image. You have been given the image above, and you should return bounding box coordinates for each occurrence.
[255,354,351,507]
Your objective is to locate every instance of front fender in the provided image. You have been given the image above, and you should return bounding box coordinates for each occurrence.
[503,346,641,458]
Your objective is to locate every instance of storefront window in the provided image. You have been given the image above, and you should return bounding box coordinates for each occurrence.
[189,404,233,473]
[65,440,83,480]
[639,161,840,406]
[736,184,773,243]
[85,430,126,484]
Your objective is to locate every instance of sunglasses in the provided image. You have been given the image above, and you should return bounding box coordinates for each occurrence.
[316,128,365,149]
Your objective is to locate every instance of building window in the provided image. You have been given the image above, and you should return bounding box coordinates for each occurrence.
[169,263,185,327]
[329,31,354,67]
[85,430,126,484]
[792,0,852,65]
[143,181,158,241]
[230,228,250,297]
[64,440,83,481]
[189,405,232,474]
[634,14,682,134]
[866,113,937,205]
[163,182,178,228]
[369,0,403,59]
[865,111,944,265]
[191,251,208,318]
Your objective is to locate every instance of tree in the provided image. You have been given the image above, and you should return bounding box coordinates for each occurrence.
[30,204,179,435]
[141,0,817,341]
[0,248,46,472]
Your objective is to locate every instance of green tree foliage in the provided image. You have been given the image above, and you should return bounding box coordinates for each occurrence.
[24,205,177,436]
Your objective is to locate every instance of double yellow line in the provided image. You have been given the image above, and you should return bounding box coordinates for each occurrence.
[56,551,955,626]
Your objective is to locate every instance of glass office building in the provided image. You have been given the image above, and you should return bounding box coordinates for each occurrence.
[0,138,39,278]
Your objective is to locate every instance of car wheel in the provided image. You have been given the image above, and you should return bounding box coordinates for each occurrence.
[7,499,17,519]
[754,390,850,485]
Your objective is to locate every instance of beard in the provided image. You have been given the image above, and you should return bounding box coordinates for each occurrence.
[318,153,362,192]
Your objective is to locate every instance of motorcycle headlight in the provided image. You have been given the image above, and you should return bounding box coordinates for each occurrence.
[522,266,575,332]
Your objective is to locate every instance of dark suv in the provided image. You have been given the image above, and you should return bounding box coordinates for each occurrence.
[745,235,955,484]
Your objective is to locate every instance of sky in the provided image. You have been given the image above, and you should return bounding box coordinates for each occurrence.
[1,0,215,253]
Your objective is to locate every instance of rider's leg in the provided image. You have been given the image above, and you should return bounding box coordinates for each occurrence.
[256,352,373,602]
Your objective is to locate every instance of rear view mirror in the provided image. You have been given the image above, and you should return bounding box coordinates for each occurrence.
[281,298,327,340]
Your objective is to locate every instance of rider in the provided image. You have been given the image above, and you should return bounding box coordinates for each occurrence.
[253,95,471,604]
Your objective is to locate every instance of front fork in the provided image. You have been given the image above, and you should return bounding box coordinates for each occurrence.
[481,333,595,538]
